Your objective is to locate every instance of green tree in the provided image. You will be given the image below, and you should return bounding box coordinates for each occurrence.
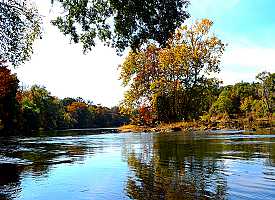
[51,0,190,53]
[19,85,64,131]
[256,71,275,114]
[0,0,41,66]
[210,88,234,115]
[1,0,190,66]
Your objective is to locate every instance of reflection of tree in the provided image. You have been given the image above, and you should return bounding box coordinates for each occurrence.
[125,134,228,200]
[124,133,275,200]
[0,134,104,198]
[0,164,22,200]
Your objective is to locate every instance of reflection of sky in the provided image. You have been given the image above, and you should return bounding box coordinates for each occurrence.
[3,132,275,200]
[20,150,130,200]
[223,159,275,200]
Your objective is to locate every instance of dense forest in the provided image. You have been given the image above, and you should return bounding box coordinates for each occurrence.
[0,62,129,134]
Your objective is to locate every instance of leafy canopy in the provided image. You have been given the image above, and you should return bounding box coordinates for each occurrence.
[1,0,190,66]
[119,19,226,122]
[51,0,190,53]
[0,0,41,66]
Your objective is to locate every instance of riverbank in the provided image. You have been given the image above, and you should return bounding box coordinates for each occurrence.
[118,117,275,133]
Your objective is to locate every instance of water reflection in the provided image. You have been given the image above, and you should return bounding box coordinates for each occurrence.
[0,132,106,199]
[0,164,22,200]
[0,130,274,199]
[124,132,275,200]
[124,134,228,199]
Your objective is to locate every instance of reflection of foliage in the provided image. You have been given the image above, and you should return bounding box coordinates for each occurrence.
[0,164,22,200]
[127,153,198,200]
[125,134,228,199]
[0,134,104,198]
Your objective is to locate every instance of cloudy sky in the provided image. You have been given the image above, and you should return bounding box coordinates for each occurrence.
[14,0,275,107]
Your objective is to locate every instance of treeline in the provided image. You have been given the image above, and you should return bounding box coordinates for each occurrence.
[122,72,274,126]
[119,19,274,125]
[208,72,274,120]
[0,65,129,135]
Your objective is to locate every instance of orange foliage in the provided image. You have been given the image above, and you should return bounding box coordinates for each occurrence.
[139,106,153,125]
[0,67,18,97]
[66,102,87,113]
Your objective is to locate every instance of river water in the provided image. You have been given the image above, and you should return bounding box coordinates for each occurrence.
[0,129,275,200]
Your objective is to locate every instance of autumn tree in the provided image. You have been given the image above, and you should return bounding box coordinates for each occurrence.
[0,62,19,132]
[18,85,64,131]
[119,19,225,123]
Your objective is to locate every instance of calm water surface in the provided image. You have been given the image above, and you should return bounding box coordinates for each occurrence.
[0,129,275,200]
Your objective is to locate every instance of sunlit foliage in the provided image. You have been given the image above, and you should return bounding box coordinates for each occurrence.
[119,19,225,123]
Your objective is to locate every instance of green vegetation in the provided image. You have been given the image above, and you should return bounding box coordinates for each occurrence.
[0,2,274,134]
[51,0,190,53]
[119,19,274,127]
[0,0,41,66]
[0,0,190,66]
[0,68,129,135]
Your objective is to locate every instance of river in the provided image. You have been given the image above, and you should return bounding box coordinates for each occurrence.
[0,129,275,200]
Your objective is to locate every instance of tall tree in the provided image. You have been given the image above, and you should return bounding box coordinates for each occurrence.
[256,71,275,114]
[120,19,225,122]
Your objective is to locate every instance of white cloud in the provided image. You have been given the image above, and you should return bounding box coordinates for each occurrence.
[223,44,275,68]
[218,43,275,85]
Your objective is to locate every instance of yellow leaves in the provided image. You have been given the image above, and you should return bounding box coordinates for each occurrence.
[193,18,213,35]
[119,18,225,117]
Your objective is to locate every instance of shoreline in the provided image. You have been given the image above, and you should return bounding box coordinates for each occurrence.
[118,117,275,133]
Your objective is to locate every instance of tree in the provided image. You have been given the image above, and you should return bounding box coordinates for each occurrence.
[0,0,41,66]
[119,19,225,123]
[1,0,190,66]
[18,85,64,131]
[210,88,234,115]
[51,0,190,53]
[256,71,275,114]
[0,63,19,133]
[66,101,92,128]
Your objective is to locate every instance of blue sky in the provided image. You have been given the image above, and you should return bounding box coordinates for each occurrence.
[14,0,275,107]
[190,0,274,83]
